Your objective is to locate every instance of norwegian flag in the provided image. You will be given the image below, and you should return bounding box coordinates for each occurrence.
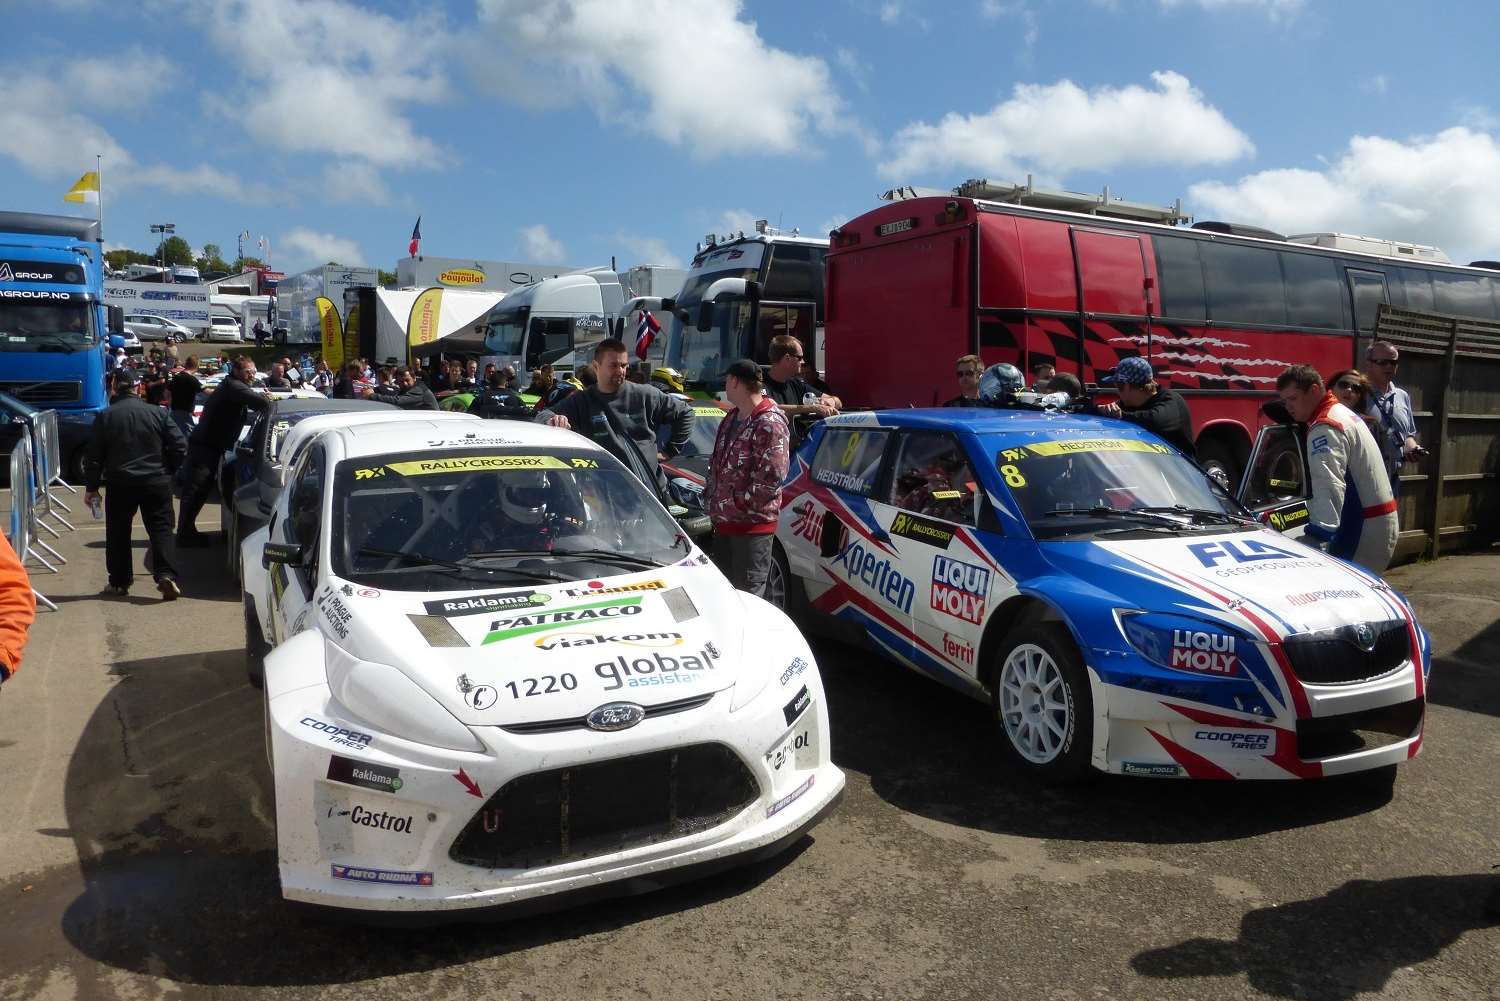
[408,216,422,258]
[634,308,661,359]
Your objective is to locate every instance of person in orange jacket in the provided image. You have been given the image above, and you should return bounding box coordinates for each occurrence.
[0,531,35,688]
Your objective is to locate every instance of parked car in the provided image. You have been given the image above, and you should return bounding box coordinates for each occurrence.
[657,400,726,539]
[770,406,1429,782]
[123,313,193,343]
[207,314,244,342]
[241,418,843,917]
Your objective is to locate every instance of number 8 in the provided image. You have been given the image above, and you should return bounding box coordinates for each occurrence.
[1000,464,1026,488]
[840,432,862,467]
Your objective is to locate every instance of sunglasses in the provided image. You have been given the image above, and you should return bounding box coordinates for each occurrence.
[1334,380,1362,391]
[1369,358,1398,367]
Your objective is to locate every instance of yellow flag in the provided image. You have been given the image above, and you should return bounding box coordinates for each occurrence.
[406,287,443,354]
[63,171,100,204]
[316,296,343,369]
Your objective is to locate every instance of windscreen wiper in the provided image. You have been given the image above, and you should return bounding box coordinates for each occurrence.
[542,548,668,569]
[1043,506,1188,528]
[1133,505,1258,526]
[356,546,560,580]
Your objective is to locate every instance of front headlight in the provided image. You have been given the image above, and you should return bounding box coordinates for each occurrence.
[1116,610,1251,678]
[324,640,483,752]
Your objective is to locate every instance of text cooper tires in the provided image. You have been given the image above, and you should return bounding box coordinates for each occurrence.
[991,622,1093,781]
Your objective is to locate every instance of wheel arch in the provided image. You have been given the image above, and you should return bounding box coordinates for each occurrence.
[976,593,1068,695]
[1195,419,1253,487]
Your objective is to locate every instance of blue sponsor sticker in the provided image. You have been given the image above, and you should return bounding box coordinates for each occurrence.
[1310,433,1331,455]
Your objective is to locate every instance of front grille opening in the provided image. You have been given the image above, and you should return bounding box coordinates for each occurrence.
[449,742,758,870]
[1296,698,1424,760]
[1283,623,1409,685]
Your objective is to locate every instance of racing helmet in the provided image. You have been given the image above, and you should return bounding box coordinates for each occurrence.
[978,362,1025,401]
[651,367,686,393]
[500,472,551,526]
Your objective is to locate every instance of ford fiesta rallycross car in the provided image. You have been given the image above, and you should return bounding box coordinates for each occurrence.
[770,408,1429,781]
[241,419,843,916]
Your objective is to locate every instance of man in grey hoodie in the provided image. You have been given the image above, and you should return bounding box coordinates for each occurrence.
[536,339,693,492]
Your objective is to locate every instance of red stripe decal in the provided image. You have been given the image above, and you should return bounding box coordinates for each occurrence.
[1146,728,1236,780]
[1362,499,1397,517]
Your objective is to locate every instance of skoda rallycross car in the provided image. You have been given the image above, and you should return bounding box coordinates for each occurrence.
[241,419,843,916]
[771,408,1429,781]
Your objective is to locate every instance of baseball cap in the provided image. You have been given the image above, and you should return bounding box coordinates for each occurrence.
[721,358,762,384]
[1100,356,1154,386]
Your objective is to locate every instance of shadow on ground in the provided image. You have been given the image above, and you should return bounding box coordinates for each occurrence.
[1131,873,1500,1000]
[813,636,1402,845]
[0,644,807,992]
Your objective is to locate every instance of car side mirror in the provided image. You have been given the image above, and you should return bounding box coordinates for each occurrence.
[819,514,846,560]
[262,541,306,568]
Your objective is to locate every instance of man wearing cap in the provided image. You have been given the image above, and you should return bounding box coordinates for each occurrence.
[706,360,790,594]
[1097,356,1196,459]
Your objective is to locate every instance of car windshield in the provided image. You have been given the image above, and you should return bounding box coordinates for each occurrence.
[659,404,726,457]
[0,300,95,352]
[331,448,685,590]
[995,436,1248,538]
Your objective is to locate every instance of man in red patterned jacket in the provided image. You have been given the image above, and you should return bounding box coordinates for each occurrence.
[706,359,791,595]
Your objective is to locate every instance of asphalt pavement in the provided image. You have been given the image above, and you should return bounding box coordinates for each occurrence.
[1,510,1496,1001]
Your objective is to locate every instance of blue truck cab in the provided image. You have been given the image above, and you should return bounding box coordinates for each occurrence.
[0,211,120,481]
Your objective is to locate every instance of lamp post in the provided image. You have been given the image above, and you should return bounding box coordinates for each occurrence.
[150,222,176,278]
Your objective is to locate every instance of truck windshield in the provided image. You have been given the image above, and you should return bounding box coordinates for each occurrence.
[667,266,759,386]
[0,301,95,351]
[483,308,527,356]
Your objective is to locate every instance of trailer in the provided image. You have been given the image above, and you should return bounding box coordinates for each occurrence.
[274,265,378,346]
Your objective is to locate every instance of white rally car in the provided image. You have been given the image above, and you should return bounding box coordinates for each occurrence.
[241,419,844,916]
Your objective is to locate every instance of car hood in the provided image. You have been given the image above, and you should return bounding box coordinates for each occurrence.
[1060,529,1400,638]
[320,561,746,726]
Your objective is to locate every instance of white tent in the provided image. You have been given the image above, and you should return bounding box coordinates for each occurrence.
[373,287,505,362]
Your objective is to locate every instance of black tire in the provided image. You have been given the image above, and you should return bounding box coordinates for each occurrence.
[1196,437,1242,494]
[765,542,808,617]
[245,596,270,689]
[224,505,241,580]
[990,622,1093,781]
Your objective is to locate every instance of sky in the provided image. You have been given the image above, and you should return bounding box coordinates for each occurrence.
[3,0,1499,275]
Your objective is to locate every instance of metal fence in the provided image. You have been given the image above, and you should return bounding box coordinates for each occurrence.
[1,423,54,610]
[1370,304,1500,561]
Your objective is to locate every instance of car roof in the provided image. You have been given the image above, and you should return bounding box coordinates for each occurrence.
[325,416,605,461]
[840,407,1161,444]
[270,397,391,416]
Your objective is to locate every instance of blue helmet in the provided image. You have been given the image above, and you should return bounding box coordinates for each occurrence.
[978,362,1025,400]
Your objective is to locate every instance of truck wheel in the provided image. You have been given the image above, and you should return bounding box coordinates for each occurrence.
[68,447,87,485]
[991,622,1093,781]
[245,596,269,689]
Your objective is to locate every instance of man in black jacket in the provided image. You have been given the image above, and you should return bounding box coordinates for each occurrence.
[176,356,270,546]
[468,368,528,420]
[85,371,189,599]
[167,356,202,440]
[373,367,439,411]
[1096,356,1197,459]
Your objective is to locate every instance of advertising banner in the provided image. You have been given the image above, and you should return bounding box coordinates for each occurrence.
[406,287,444,354]
[317,296,343,369]
[103,281,212,329]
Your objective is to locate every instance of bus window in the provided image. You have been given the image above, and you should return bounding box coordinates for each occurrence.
[1202,243,1286,326]
[1280,252,1343,329]
[755,304,814,363]
[764,244,823,302]
[1399,268,1435,313]
[1433,273,1498,319]
[1346,270,1389,334]
[1153,236,1206,322]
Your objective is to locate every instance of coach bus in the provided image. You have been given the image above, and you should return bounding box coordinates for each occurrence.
[664,222,827,388]
[824,178,1500,484]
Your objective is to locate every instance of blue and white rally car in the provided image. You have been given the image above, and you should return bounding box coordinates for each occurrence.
[770,407,1429,781]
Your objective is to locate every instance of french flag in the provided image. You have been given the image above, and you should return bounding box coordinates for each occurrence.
[408,217,421,258]
[634,308,661,359]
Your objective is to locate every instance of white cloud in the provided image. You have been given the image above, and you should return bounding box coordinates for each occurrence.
[1362,74,1389,96]
[819,214,850,236]
[880,70,1253,179]
[835,47,869,92]
[471,0,849,158]
[1188,126,1500,263]
[280,227,366,269]
[519,224,567,262]
[879,2,902,23]
[615,235,684,269]
[319,162,392,204]
[190,0,449,169]
[1158,0,1304,20]
[718,209,760,236]
[979,1,1039,47]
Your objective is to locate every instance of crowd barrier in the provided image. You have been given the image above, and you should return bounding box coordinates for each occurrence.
[0,423,53,610]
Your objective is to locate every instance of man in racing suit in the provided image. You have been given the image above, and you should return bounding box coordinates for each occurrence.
[1277,365,1396,573]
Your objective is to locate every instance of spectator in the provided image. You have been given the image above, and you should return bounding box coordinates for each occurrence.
[264,363,291,389]
[331,361,364,399]
[427,359,455,397]
[0,530,36,694]
[176,356,269,546]
[278,356,303,386]
[463,359,479,390]
[627,360,651,385]
[468,367,528,420]
[705,359,790,594]
[1095,356,1196,459]
[799,359,832,397]
[944,354,984,407]
[1328,369,1383,441]
[1363,340,1421,496]
[764,335,841,421]
[1030,359,1056,391]
[252,319,267,347]
[536,339,692,492]
[167,356,202,440]
[310,359,334,395]
[1276,365,1396,573]
[526,363,556,397]
[86,370,188,599]
[373,366,439,410]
